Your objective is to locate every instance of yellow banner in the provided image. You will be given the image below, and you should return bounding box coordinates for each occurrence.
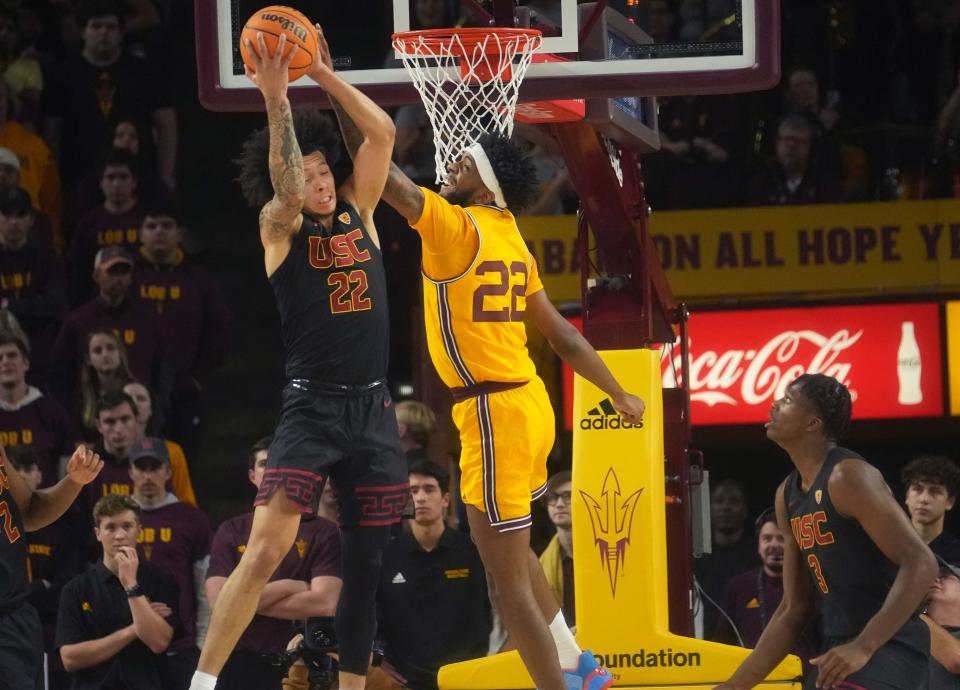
[519,199,960,303]
[948,302,960,416]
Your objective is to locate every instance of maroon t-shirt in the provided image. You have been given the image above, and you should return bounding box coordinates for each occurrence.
[0,392,76,485]
[207,513,341,654]
[138,501,212,648]
[68,204,145,302]
[51,296,167,395]
[133,253,230,398]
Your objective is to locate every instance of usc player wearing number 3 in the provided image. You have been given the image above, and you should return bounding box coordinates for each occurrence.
[329,68,645,690]
[715,374,936,690]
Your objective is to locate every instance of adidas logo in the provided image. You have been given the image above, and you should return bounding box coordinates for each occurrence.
[391,572,406,584]
[580,398,642,430]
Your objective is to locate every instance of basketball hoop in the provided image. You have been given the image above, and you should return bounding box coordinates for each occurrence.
[392,28,541,183]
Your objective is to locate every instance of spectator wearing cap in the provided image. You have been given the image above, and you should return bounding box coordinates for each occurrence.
[539,471,575,627]
[56,493,178,690]
[68,148,145,303]
[80,390,196,523]
[713,509,820,674]
[129,436,212,690]
[123,381,196,506]
[0,185,67,379]
[0,329,75,485]
[6,444,87,690]
[134,198,230,463]
[922,558,960,687]
[51,244,171,416]
[206,436,341,690]
[0,78,61,250]
[376,460,491,690]
[902,455,960,566]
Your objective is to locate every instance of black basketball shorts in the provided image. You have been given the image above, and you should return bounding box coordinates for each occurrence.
[256,379,408,528]
[0,603,43,689]
[807,618,930,690]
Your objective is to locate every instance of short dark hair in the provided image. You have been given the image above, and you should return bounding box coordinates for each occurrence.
[93,493,140,526]
[754,506,777,537]
[4,445,39,473]
[97,147,139,180]
[777,113,815,137]
[409,460,449,493]
[248,436,272,470]
[76,0,126,28]
[141,196,181,224]
[0,186,31,217]
[0,330,28,358]
[96,390,138,419]
[544,470,571,502]
[790,373,852,442]
[237,110,342,207]
[902,455,960,499]
[476,133,539,212]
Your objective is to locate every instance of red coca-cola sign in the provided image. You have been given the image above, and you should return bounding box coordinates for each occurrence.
[562,304,943,428]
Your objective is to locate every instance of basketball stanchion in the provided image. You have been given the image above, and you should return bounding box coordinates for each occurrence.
[391,21,801,690]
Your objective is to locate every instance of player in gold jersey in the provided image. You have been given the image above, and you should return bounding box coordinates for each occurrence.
[331,96,644,690]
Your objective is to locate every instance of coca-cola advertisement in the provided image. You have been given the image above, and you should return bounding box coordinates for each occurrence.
[666,303,943,424]
[562,304,943,428]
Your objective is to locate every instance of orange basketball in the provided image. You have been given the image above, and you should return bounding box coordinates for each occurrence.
[240,6,317,82]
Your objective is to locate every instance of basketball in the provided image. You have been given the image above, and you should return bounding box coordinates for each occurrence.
[240,6,317,81]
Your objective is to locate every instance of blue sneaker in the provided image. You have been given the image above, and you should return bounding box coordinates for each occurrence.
[563,650,613,690]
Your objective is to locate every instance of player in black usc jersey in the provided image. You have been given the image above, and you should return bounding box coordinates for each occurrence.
[0,443,102,688]
[191,25,406,690]
[717,374,937,690]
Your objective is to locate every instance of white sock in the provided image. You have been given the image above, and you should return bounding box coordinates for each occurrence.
[189,671,218,690]
[549,611,582,669]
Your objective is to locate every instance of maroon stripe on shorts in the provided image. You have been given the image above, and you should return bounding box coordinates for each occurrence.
[254,468,325,513]
[356,483,410,526]
[450,380,527,403]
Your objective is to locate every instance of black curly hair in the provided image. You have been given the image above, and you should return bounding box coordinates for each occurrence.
[236,110,342,207]
[901,455,960,499]
[791,373,852,442]
[476,133,539,212]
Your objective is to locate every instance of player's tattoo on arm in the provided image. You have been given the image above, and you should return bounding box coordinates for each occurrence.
[261,96,305,241]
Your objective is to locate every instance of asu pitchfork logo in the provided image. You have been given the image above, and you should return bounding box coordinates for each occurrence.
[579,468,643,596]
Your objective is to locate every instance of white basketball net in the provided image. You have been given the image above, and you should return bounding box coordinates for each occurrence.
[392,30,541,183]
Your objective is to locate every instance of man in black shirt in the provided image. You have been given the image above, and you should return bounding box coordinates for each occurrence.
[716,374,936,690]
[923,558,960,689]
[378,461,490,690]
[57,493,178,690]
[0,442,102,689]
[902,455,960,566]
[190,27,405,690]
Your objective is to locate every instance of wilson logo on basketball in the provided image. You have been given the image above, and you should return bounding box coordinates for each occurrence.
[580,398,642,430]
[261,13,308,42]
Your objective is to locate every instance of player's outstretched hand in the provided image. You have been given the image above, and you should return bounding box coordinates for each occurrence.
[308,23,334,81]
[810,641,870,689]
[244,31,297,99]
[66,445,103,485]
[612,392,645,426]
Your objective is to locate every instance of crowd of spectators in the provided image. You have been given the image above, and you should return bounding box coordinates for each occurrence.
[5,0,960,689]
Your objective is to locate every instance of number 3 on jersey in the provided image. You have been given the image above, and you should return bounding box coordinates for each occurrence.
[472,260,528,322]
[807,553,829,593]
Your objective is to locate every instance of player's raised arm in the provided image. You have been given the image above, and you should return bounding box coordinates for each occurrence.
[308,25,395,217]
[244,33,305,252]
[2,445,103,532]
